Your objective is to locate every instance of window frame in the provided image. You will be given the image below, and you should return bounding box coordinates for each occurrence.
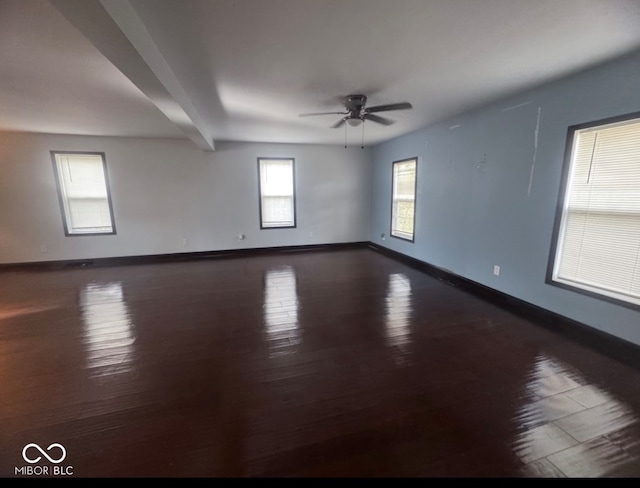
[546,110,640,311]
[257,157,297,230]
[50,150,117,237]
[390,157,418,243]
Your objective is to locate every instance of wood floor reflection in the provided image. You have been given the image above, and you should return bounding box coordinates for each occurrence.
[2,248,640,477]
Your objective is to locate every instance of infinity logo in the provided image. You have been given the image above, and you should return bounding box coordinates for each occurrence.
[22,443,66,464]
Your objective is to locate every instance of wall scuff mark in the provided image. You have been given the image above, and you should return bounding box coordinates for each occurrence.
[502,101,532,112]
[528,106,542,197]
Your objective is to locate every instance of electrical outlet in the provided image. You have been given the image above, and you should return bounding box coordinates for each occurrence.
[238,233,245,241]
[493,265,500,276]
[381,233,386,240]
[182,237,188,246]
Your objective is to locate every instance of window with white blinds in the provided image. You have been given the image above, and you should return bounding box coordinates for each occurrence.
[52,152,116,235]
[258,158,296,229]
[551,115,640,307]
[391,158,417,241]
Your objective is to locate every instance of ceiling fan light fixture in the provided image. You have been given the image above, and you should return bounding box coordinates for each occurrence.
[346,118,362,127]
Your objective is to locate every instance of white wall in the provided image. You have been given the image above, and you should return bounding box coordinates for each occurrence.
[0,133,371,263]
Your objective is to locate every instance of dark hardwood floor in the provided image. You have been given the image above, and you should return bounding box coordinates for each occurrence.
[2,248,640,477]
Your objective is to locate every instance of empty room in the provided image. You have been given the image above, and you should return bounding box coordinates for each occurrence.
[3,0,640,478]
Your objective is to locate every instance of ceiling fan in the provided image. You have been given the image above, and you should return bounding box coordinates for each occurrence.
[299,94,412,128]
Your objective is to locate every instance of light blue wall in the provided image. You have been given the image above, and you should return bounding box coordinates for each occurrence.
[370,50,640,346]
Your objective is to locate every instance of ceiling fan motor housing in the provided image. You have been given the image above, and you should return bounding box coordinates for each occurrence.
[344,94,367,118]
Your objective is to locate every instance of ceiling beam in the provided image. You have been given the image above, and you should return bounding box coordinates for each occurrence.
[50,0,215,151]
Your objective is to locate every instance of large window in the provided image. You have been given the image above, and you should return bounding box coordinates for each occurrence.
[549,112,640,308]
[51,151,116,236]
[391,157,417,241]
[258,158,296,229]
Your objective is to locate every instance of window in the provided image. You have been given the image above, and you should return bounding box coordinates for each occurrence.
[391,157,417,241]
[51,152,116,235]
[549,112,640,308]
[258,158,296,229]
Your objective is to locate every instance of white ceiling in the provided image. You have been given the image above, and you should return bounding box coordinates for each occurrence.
[0,0,183,138]
[2,0,640,148]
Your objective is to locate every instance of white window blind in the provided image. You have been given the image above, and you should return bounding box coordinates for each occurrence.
[553,117,640,306]
[391,159,417,241]
[53,153,115,235]
[259,158,295,228]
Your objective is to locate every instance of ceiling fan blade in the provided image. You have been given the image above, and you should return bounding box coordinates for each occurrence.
[364,113,395,126]
[365,102,412,113]
[331,117,348,129]
[299,111,347,117]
